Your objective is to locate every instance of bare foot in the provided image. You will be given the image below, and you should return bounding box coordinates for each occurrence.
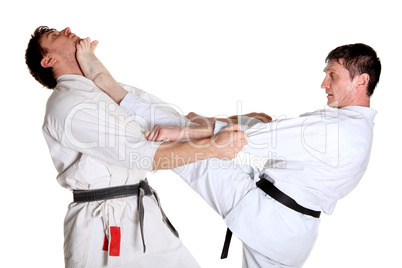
[76,37,106,80]
[76,37,128,104]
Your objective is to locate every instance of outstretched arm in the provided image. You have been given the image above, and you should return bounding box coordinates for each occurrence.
[145,124,215,142]
[76,38,248,170]
[152,126,247,169]
[186,112,272,125]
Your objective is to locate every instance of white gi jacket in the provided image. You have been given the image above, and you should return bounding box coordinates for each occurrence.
[224,106,376,267]
[42,75,199,268]
[119,92,376,267]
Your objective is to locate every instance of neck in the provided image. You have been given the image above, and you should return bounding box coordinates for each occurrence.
[340,95,370,108]
[52,60,84,79]
[350,94,370,108]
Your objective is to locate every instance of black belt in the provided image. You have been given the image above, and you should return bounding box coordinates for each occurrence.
[73,182,150,202]
[73,180,179,253]
[220,175,321,259]
[256,175,321,218]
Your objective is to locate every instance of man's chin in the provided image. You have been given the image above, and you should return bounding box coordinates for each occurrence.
[327,101,340,108]
[74,37,82,44]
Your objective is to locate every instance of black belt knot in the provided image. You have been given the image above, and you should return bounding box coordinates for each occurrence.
[72,179,178,253]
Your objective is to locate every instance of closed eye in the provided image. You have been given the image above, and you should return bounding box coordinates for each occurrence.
[47,31,60,40]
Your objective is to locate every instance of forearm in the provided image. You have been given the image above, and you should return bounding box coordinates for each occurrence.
[152,125,247,170]
[185,124,215,140]
[215,117,239,124]
[218,113,273,125]
[146,124,215,143]
[152,139,212,170]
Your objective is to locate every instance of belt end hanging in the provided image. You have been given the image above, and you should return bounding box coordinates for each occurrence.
[220,228,233,259]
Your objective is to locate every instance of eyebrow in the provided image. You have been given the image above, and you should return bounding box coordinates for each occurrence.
[323,66,336,73]
[46,30,56,40]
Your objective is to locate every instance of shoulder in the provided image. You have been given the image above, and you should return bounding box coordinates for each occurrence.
[326,107,376,164]
[337,106,376,137]
[119,83,168,104]
[300,106,375,153]
[300,106,375,129]
[43,76,104,135]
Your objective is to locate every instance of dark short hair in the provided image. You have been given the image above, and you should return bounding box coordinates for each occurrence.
[326,43,381,96]
[25,26,57,89]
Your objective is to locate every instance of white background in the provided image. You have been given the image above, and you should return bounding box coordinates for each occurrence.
[1,0,401,267]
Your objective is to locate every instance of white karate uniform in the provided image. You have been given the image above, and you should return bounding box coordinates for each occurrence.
[120,94,376,267]
[43,75,199,268]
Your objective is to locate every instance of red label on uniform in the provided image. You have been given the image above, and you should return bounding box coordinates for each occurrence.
[109,226,121,257]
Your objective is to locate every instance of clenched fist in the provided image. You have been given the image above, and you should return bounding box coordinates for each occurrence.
[211,125,248,159]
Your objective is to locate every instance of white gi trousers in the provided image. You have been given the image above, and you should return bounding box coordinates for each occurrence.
[173,161,320,268]
[64,196,199,268]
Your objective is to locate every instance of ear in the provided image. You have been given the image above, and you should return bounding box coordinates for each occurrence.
[356,73,370,89]
[40,56,56,68]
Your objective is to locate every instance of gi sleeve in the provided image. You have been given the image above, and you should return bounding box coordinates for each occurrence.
[213,116,266,135]
[60,98,162,171]
[120,92,189,128]
[242,112,340,164]
[213,120,229,135]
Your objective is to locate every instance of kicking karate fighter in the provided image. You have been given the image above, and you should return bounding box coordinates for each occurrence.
[76,38,381,267]
[151,44,381,267]
[25,26,248,268]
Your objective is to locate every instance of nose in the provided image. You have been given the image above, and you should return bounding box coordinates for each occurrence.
[321,76,329,89]
[61,27,71,36]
